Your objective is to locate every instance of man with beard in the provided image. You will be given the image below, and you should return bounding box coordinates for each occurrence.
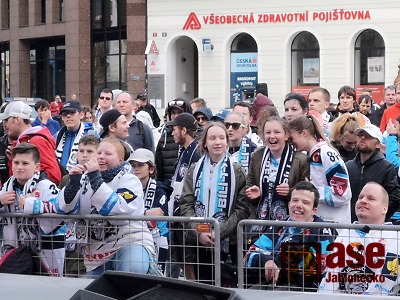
[0,101,61,184]
[165,112,201,279]
[167,112,201,216]
[346,124,400,222]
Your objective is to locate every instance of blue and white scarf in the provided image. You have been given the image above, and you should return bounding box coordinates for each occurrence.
[171,140,199,185]
[236,136,256,175]
[252,143,294,232]
[192,153,235,223]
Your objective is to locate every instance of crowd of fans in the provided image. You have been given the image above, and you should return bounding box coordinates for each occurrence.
[0,83,400,295]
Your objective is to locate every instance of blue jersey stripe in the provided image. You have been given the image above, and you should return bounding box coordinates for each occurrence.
[99,192,119,215]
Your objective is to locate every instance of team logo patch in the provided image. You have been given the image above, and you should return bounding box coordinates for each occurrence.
[116,188,137,203]
[311,150,322,164]
[382,253,400,281]
[329,175,348,196]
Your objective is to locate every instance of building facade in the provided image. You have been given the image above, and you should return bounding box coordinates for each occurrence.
[0,0,146,107]
[147,0,400,112]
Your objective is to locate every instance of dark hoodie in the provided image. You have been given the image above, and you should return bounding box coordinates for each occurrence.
[155,98,192,183]
[346,150,400,222]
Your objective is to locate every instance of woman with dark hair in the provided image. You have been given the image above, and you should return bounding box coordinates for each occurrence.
[179,122,251,283]
[246,116,309,229]
[284,93,308,122]
[289,115,351,224]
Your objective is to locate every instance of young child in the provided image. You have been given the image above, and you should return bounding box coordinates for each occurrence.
[129,148,170,272]
[0,143,65,276]
[61,135,101,276]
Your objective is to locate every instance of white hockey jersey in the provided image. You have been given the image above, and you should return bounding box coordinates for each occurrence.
[319,224,400,295]
[309,141,351,224]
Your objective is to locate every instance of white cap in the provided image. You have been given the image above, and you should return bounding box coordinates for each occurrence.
[355,124,383,143]
[128,148,155,164]
[0,101,32,121]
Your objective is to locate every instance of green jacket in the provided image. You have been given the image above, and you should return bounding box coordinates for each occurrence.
[246,146,310,217]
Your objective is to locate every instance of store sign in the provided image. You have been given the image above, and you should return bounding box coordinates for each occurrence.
[230,53,258,106]
[183,9,371,30]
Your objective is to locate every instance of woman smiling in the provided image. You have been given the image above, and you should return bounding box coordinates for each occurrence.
[245,116,309,231]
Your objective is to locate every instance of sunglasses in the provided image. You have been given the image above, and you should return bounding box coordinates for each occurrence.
[224,122,245,130]
[196,116,207,122]
[99,96,111,100]
[168,100,184,107]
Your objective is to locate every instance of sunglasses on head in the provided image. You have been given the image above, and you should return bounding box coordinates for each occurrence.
[168,100,184,107]
[224,122,244,130]
[99,96,111,100]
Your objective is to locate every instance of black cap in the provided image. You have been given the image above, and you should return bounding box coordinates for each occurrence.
[100,109,122,138]
[167,112,197,131]
[60,100,82,113]
[136,93,147,100]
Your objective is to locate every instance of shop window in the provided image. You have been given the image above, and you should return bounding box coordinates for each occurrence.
[354,29,385,103]
[354,29,385,86]
[91,0,127,102]
[230,33,258,105]
[0,43,10,101]
[30,39,65,100]
[291,31,320,89]
[1,0,10,29]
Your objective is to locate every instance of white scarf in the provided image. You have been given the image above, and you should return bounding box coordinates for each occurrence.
[55,123,86,171]
[192,153,235,222]
[1,172,41,252]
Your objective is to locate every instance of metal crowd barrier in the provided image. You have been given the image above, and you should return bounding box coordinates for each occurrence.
[0,213,222,286]
[237,219,400,295]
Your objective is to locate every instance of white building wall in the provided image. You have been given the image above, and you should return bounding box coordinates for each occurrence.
[147,0,400,113]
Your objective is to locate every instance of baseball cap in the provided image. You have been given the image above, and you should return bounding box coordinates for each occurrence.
[99,109,122,138]
[167,112,198,131]
[136,93,147,100]
[128,148,155,165]
[0,101,32,121]
[193,107,213,121]
[60,100,82,113]
[211,109,231,122]
[355,124,382,143]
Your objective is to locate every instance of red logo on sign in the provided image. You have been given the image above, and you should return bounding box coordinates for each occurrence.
[183,12,201,30]
[149,41,158,55]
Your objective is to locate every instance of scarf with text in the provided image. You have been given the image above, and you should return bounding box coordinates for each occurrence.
[144,178,157,210]
[192,153,235,225]
[253,144,294,232]
[56,123,86,171]
[237,136,254,175]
